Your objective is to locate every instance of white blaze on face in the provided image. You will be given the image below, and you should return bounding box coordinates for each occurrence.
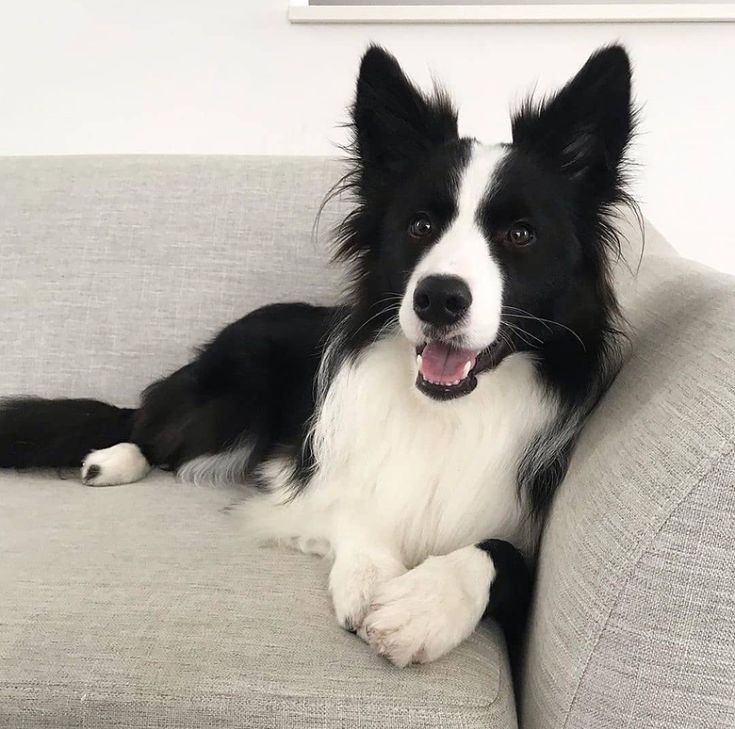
[399,143,506,351]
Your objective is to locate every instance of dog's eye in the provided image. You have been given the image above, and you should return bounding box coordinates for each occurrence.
[506,223,535,247]
[408,213,433,239]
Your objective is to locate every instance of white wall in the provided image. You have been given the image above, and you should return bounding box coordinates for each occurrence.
[2,1,734,273]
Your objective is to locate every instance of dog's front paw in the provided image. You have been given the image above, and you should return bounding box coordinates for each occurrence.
[358,547,494,667]
[329,552,405,632]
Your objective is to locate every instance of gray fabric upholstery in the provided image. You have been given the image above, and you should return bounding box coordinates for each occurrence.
[521,253,735,729]
[0,156,347,405]
[563,451,735,729]
[0,473,516,729]
[1,155,732,728]
[0,156,517,728]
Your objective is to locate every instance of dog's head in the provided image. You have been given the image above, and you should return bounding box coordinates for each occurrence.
[336,45,635,401]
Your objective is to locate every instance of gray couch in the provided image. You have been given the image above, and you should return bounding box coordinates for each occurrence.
[1,156,733,729]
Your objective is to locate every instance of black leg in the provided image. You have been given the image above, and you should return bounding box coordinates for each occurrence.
[477,539,533,660]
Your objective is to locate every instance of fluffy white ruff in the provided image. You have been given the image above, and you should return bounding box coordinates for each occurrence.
[81,442,150,486]
[307,334,551,564]
[358,546,496,667]
[240,335,550,560]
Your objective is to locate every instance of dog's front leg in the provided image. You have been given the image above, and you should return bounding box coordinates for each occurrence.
[358,540,530,667]
[328,517,406,633]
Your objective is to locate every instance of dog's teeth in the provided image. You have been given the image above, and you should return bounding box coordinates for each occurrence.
[462,361,472,378]
[416,354,422,369]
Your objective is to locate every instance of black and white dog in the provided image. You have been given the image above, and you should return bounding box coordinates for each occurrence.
[0,45,635,666]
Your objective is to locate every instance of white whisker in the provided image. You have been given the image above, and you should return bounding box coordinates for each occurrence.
[501,320,543,348]
[501,307,586,352]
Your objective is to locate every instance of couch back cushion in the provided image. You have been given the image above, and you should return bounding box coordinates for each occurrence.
[0,156,349,405]
[0,155,675,407]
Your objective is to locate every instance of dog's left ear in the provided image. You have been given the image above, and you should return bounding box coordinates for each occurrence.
[512,45,634,199]
[352,46,458,179]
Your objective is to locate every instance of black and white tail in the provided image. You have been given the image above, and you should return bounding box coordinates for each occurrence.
[0,397,136,470]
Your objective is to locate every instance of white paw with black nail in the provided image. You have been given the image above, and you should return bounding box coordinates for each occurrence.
[359,546,495,667]
[329,552,406,632]
[81,443,150,486]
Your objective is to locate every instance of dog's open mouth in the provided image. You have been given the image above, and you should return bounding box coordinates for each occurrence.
[415,339,506,401]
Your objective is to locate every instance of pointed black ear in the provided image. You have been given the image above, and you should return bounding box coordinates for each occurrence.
[352,46,458,177]
[512,45,634,199]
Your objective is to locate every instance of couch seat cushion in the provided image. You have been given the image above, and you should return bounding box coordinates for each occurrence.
[0,472,517,728]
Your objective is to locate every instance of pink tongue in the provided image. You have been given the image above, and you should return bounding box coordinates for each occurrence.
[420,342,477,385]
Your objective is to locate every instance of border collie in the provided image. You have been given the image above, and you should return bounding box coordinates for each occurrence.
[0,45,635,666]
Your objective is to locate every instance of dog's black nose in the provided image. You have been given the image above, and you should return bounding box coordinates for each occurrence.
[413,275,472,326]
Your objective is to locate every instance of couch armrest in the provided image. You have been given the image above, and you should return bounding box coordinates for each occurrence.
[521,253,735,729]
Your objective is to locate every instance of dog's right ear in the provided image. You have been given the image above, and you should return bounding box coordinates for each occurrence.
[352,46,458,179]
[511,45,634,202]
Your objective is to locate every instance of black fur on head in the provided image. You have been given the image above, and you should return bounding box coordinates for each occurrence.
[505,44,639,402]
[327,46,462,357]
[323,44,638,416]
[350,45,458,197]
[512,45,635,200]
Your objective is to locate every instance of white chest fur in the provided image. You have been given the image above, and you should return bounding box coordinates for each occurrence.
[252,335,555,565]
